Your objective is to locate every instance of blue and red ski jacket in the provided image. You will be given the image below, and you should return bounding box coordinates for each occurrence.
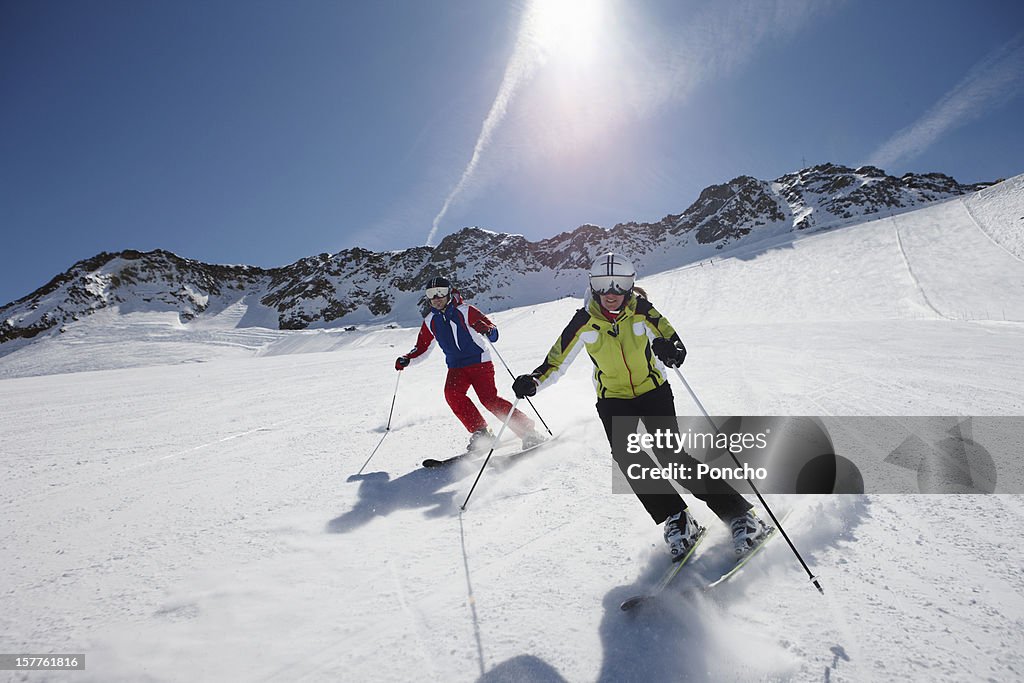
[405,299,497,369]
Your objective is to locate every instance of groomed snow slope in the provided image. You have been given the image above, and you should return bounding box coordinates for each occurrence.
[1,179,1023,682]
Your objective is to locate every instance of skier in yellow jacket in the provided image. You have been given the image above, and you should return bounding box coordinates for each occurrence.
[513,253,770,561]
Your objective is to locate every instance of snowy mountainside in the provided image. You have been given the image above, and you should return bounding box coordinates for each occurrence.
[0,173,1021,380]
[962,172,1024,261]
[0,164,995,349]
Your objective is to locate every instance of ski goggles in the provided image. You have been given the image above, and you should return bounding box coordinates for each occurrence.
[590,274,634,295]
[425,286,450,300]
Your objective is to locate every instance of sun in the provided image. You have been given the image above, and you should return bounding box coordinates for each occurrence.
[526,0,608,67]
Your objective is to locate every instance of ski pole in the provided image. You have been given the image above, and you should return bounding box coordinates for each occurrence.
[672,367,824,595]
[486,340,553,436]
[461,397,521,511]
[355,371,402,475]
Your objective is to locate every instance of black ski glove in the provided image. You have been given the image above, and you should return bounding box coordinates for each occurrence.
[395,356,410,371]
[652,337,687,368]
[512,374,538,398]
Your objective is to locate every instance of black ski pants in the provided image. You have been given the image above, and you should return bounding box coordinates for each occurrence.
[596,381,752,525]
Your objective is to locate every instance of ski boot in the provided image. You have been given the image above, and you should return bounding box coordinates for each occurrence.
[664,508,705,562]
[730,510,772,557]
[467,428,496,452]
[521,431,547,450]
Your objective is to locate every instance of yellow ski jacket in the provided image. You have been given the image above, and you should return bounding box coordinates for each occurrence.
[532,293,682,399]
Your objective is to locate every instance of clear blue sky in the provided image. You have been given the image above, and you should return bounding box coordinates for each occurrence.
[2,0,1023,306]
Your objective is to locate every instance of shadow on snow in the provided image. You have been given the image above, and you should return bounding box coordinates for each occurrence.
[326,466,464,534]
[473,495,870,682]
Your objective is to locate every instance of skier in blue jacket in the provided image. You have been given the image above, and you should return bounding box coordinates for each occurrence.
[396,276,545,452]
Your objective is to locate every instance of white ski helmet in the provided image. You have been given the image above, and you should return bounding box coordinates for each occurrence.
[589,253,635,295]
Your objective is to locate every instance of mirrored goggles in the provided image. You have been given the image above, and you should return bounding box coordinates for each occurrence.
[590,275,634,295]
[425,286,450,300]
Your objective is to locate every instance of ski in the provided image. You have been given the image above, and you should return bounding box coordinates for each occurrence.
[421,433,556,469]
[421,437,516,468]
[421,452,472,468]
[490,433,559,471]
[704,510,793,590]
[621,510,795,610]
[619,526,708,611]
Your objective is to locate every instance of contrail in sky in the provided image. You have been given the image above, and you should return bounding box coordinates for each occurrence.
[423,0,838,246]
[868,33,1024,169]
[425,2,547,245]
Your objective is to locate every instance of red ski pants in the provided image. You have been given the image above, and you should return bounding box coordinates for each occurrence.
[444,362,534,436]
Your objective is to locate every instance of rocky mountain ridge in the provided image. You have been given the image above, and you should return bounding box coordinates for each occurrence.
[1,164,993,345]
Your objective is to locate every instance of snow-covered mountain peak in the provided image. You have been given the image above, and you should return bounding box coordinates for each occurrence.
[0,164,999,348]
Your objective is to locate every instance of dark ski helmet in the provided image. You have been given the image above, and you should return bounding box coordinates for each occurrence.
[425,276,451,300]
[589,253,635,295]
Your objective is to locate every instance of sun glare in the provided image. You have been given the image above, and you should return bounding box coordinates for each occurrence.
[527,0,607,66]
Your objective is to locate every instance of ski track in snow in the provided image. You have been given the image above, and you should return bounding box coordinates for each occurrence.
[892,217,948,321]
[1,179,1023,681]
